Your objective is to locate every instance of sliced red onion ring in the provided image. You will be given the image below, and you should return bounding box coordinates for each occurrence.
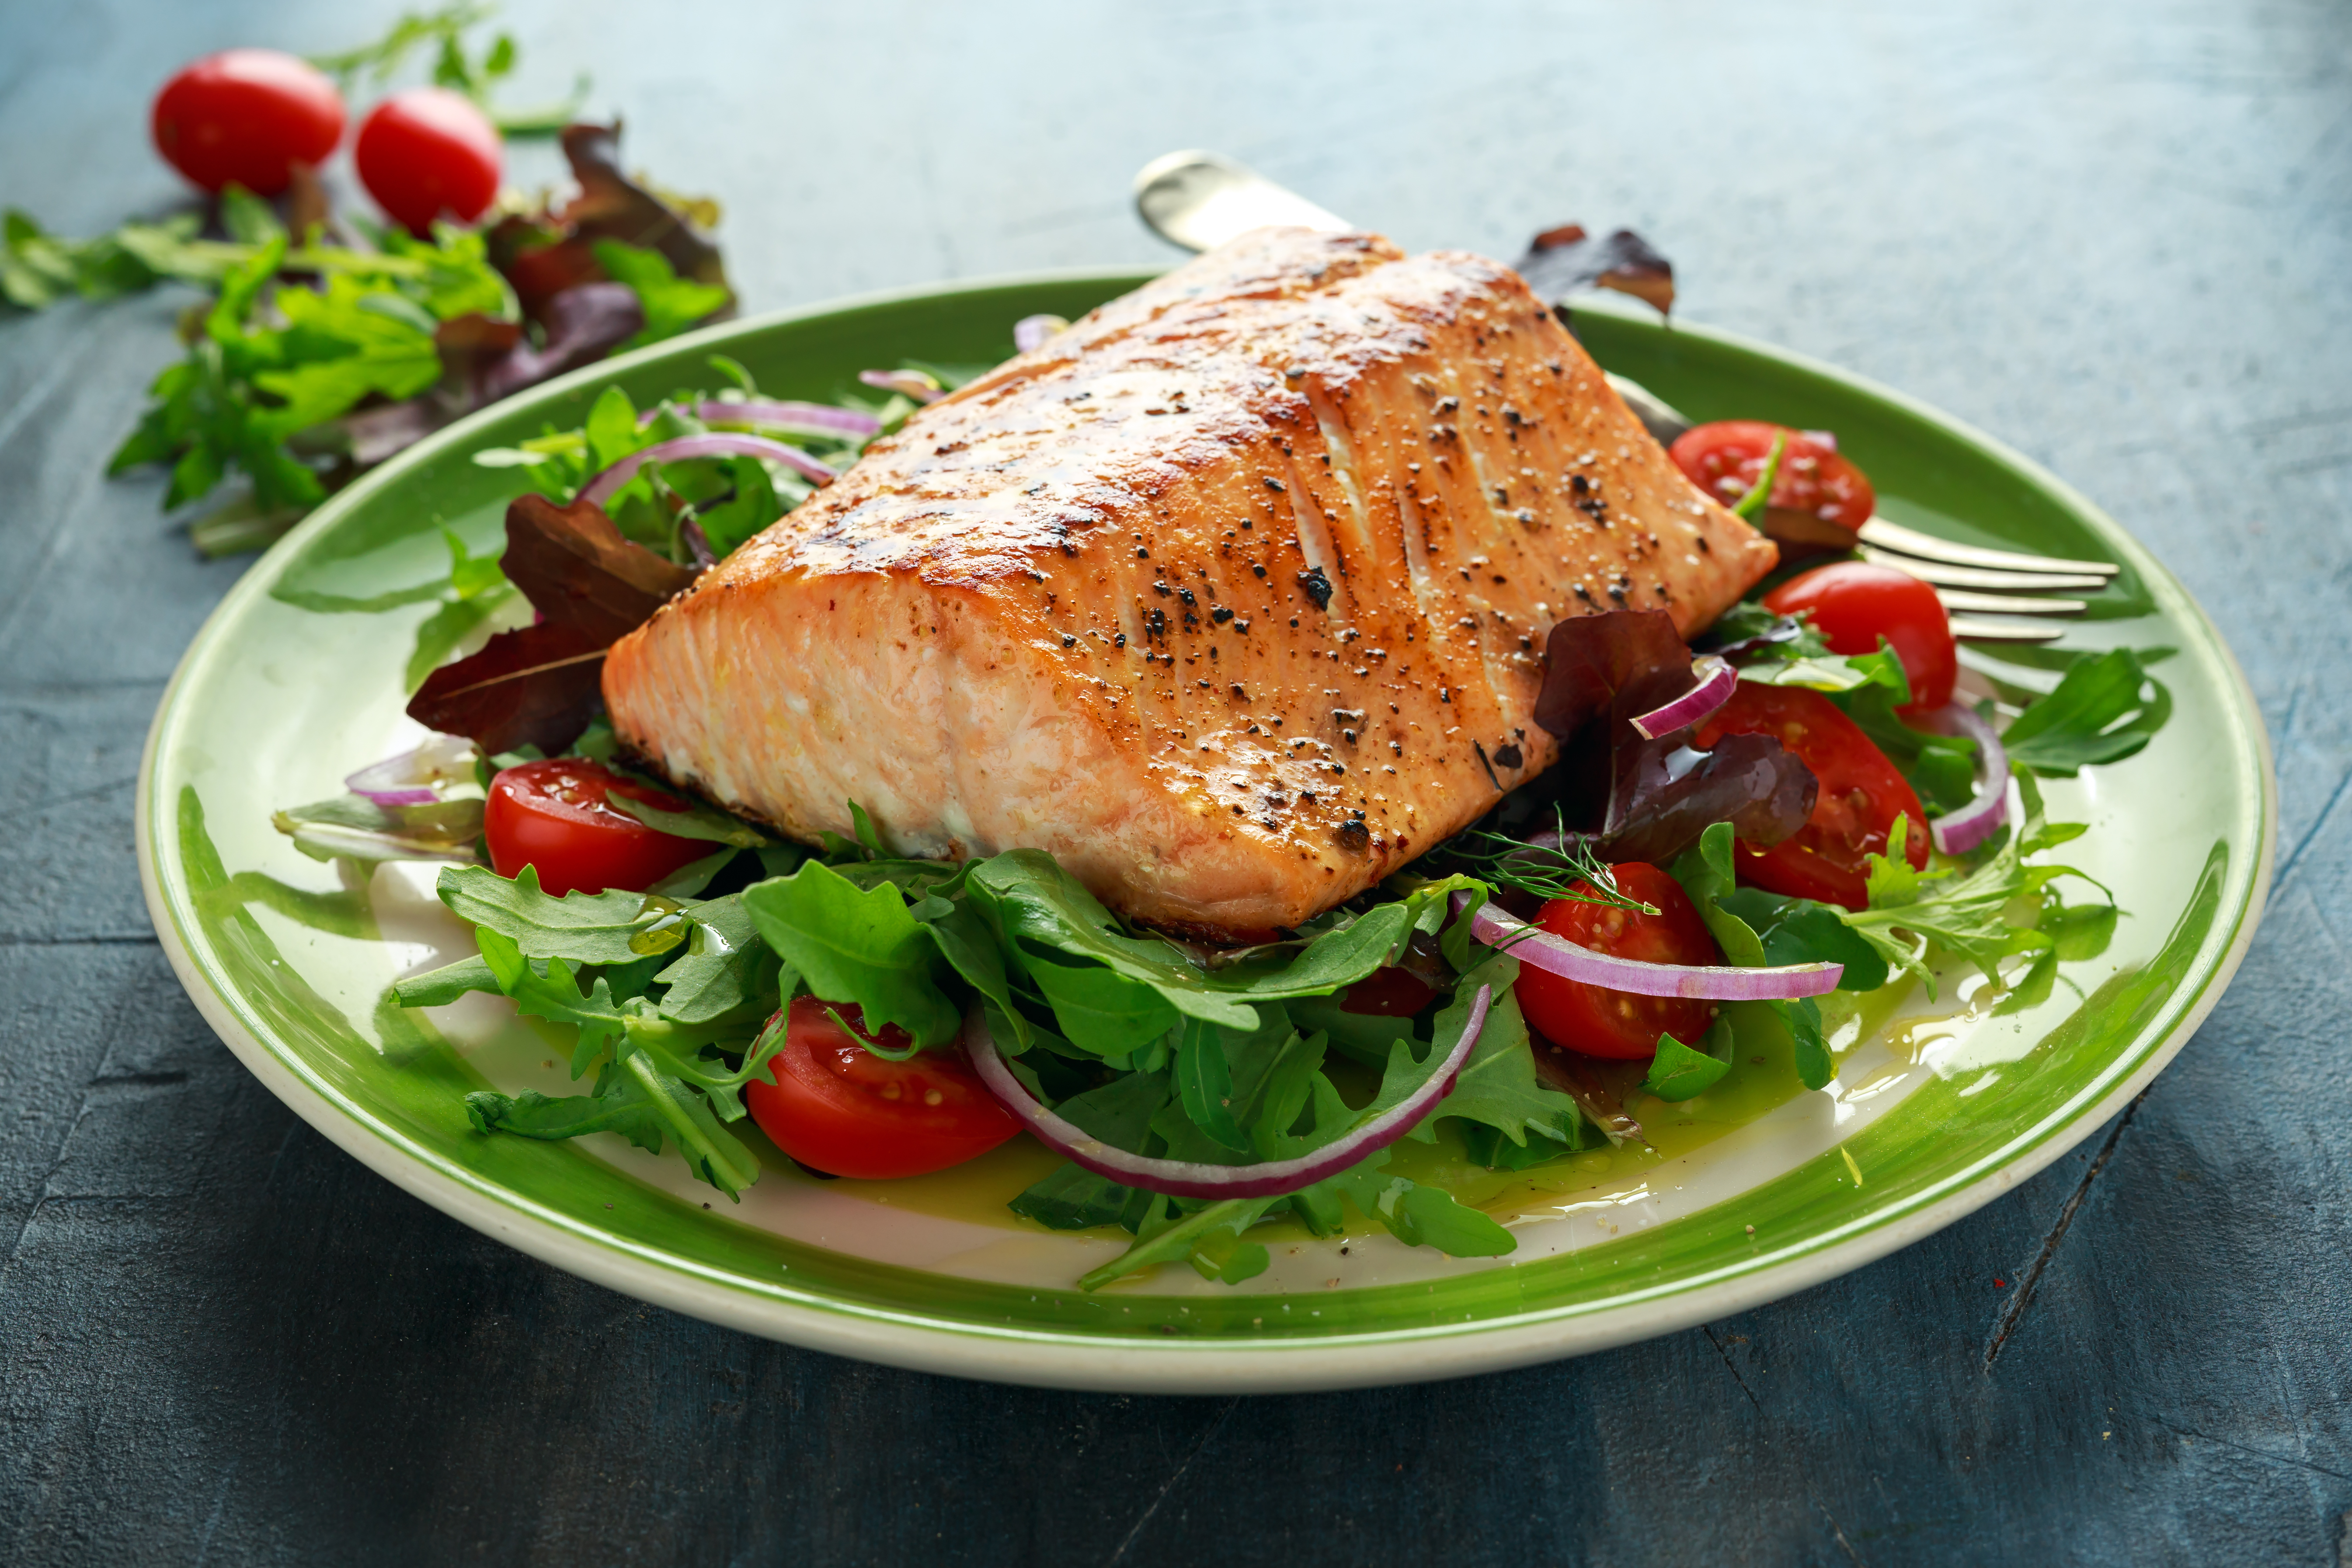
[1921,701,2011,855]
[345,733,478,808]
[1013,314,1069,354]
[639,399,881,438]
[1630,655,1736,740]
[859,368,945,403]
[964,987,1492,1199]
[1457,893,1842,999]
[581,435,835,507]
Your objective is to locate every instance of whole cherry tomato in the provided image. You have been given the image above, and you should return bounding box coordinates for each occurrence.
[1513,863,1721,1061]
[151,49,345,196]
[1694,682,1931,910]
[483,759,710,897]
[745,997,1023,1179]
[1669,421,1877,539]
[1764,561,1958,714]
[354,87,501,235]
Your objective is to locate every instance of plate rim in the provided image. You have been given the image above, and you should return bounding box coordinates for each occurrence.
[136,268,2278,1394]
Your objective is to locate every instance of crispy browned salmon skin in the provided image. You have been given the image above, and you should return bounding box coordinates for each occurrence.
[603,227,1778,935]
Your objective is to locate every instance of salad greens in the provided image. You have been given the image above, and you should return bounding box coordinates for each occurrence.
[264,344,2172,1291]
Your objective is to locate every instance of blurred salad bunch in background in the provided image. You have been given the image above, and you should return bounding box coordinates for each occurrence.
[0,4,736,556]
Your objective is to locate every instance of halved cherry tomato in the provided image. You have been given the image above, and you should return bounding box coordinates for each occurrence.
[354,87,501,235]
[483,758,709,896]
[151,50,345,196]
[1764,561,1957,714]
[1340,967,1438,1017]
[1513,863,1720,1061]
[745,997,1022,1179]
[1669,421,1877,536]
[1694,682,1930,910]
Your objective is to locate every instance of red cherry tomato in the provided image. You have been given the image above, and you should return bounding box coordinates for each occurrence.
[1694,682,1931,910]
[1669,421,1877,530]
[354,88,501,236]
[745,997,1023,1179]
[483,759,710,897]
[150,49,345,197]
[1764,561,1958,714]
[1513,863,1720,1061]
[1340,967,1438,1017]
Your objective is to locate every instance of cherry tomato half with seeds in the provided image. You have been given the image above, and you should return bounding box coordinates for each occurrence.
[745,997,1023,1179]
[483,758,710,897]
[354,87,502,236]
[1764,561,1958,714]
[1694,682,1931,910]
[1513,863,1721,1062]
[151,49,345,197]
[1669,421,1877,535]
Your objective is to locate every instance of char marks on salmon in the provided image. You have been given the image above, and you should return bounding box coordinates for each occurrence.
[602,227,1779,935]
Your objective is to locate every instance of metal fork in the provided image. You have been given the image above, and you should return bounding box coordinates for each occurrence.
[1132,150,2117,645]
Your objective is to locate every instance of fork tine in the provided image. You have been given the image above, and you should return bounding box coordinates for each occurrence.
[1858,517,2119,578]
[1948,615,2066,643]
[1935,588,2088,616]
[1857,546,2111,592]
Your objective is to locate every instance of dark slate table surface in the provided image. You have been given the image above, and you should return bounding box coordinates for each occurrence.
[4,1,2347,1562]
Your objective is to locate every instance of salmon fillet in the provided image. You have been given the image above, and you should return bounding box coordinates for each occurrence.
[603,227,1778,936]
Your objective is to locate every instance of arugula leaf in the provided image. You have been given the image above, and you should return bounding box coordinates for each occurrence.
[1173,1017,1249,1151]
[437,862,679,966]
[653,894,786,1025]
[466,1081,666,1151]
[1028,959,1182,1060]
[1424,957,1583,1147]
[2000,648,2171,775]
[1459,1122,1580,1169]
[605,788,772,847]
[393,953,499,1006]
[741,860,960,1045]
[1773,997,1834,1091]
[1642,1033,1732,1102]
[593,241,731,348]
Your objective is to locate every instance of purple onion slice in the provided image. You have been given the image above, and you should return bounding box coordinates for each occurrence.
[1921,701,2011,855]
[1458,894,1842,999]
[964,987,1492,1199]
[345,733,478,808]
[859,368,945,403]
[642,399,880,438]
[581,434,836,507]
[1629,655,1736,740]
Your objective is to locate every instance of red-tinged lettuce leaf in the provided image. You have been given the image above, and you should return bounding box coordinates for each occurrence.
[475,282,644,403]
[1532,608,1691,741]
[489,122,731,329]
[1514,223,1675,314]
[1527,608,1816,865]
[1597,729,1817,864]
[405,494,697,752]
[501,491,698,642]
[406,619,609,755]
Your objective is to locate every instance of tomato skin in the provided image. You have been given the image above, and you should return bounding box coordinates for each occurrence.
[1513,864,1721,1062]
[1694,682,1931,910]
[1668,421,1877,531]
[1764,562,1958,715]
[483,759,710,897]
[745,998,1022,1179]
[354,88,502,235]
[151,50,345,196]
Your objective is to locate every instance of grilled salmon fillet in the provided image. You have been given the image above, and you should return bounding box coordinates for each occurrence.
[603,227,1778,936]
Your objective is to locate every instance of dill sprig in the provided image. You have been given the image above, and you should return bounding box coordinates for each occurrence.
[1439,808,1661,916]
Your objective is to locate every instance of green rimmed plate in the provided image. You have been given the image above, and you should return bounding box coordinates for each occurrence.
[136,271,2274,1392]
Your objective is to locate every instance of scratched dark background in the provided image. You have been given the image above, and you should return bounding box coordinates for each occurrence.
[3,0,2348,1563]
